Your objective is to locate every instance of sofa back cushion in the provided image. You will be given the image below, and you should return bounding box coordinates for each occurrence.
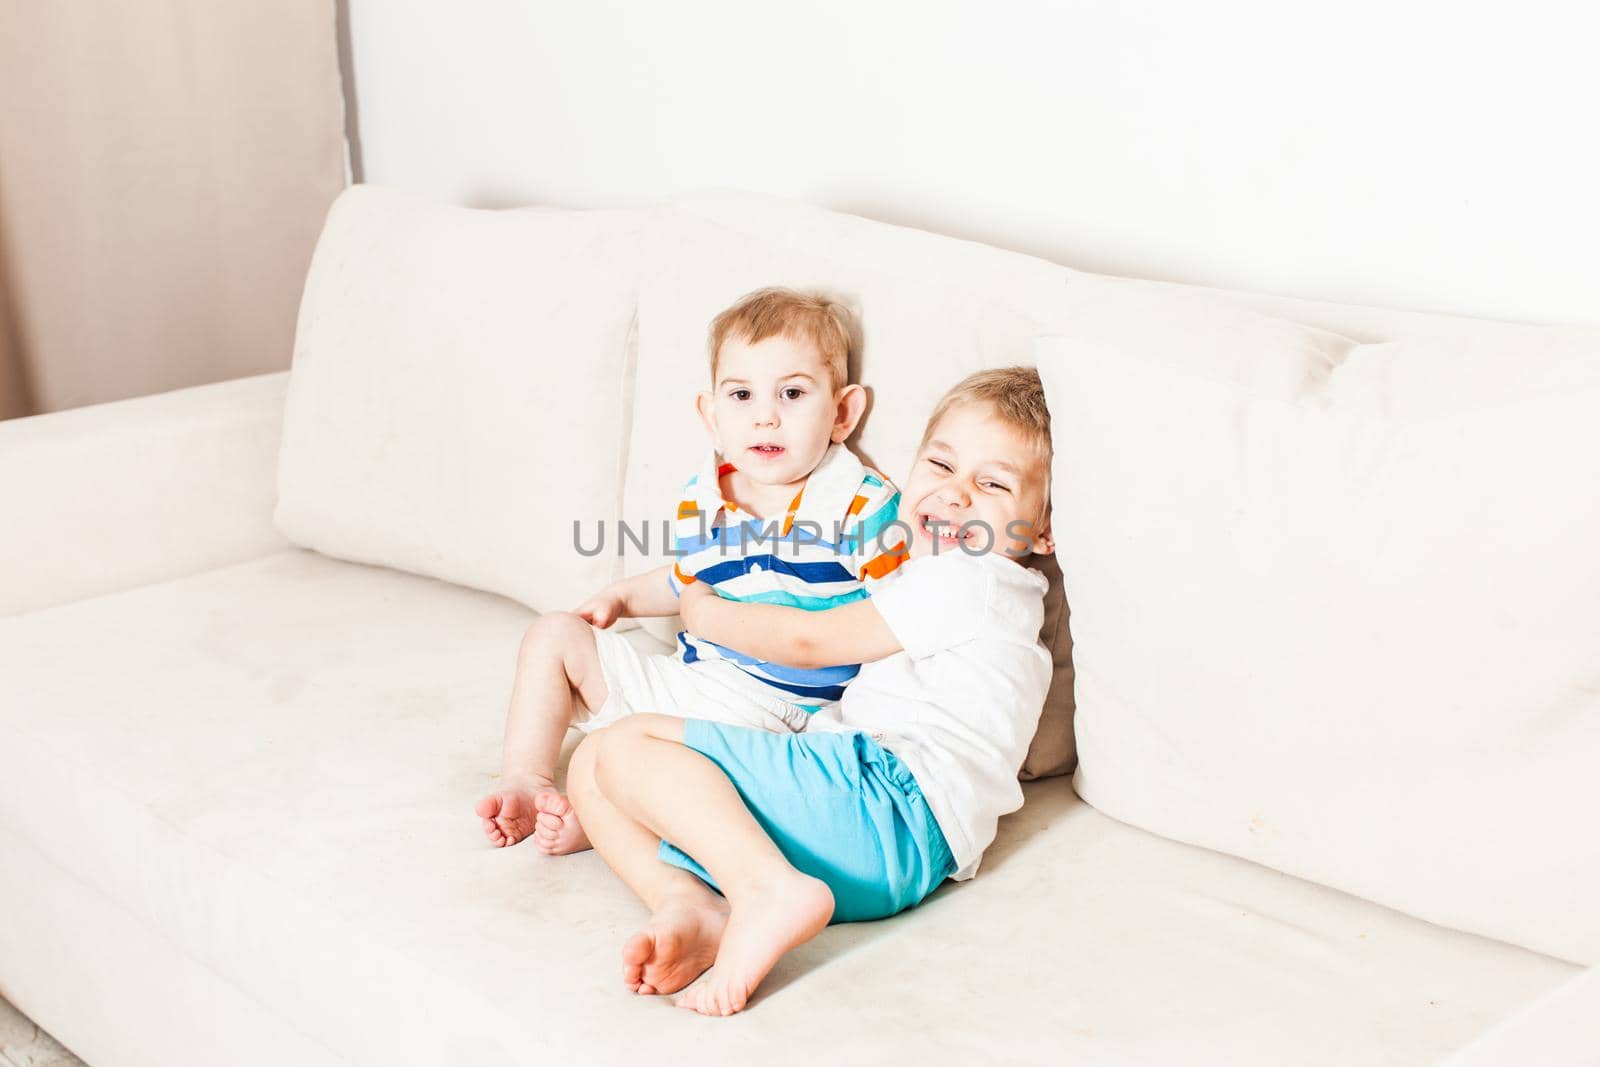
[623,191,1080,777]
[1040,276,1600,964]
[276,186,644,613]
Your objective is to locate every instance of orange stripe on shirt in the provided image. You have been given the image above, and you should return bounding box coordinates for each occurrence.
[859,546,909,582]
[780,488,804,536]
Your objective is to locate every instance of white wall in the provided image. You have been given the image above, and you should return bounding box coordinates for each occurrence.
[348,0,1599,326]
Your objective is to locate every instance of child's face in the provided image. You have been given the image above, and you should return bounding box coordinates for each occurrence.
[696,334,864,487]
[900,401,1054,560]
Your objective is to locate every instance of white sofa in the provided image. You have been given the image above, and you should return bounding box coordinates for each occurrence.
[2,187,1596,1066]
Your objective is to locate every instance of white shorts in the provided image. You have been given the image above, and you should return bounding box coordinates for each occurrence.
[581,626,811,734]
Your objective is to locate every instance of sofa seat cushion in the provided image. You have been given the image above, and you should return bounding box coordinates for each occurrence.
[0,551,1575,1065]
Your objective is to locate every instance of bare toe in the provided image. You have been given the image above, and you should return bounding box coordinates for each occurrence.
[675,871,831,1015]
[532,790,572,817]
[476,787,547,847]
[623,896,729,996]
[622,931,653,992]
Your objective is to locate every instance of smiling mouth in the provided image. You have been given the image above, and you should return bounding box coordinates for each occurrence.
[748,444,786,459]
[918,514,971,546]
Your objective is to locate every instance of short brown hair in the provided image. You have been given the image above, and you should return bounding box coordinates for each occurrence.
[920,366,1053,480]
[708,287,853,390]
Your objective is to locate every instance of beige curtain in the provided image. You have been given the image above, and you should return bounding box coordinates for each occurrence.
[0,1,348,418]
[0,232,29,420]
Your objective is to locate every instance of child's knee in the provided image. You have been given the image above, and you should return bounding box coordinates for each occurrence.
[606,713,683,750]
[598,714,649,753]
[518,611,592,665]
[593,719,651,792]
[593,715,682,792]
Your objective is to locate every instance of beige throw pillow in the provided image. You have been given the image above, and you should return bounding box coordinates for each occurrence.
[1040,276,1600,963]
[277,186,647,613]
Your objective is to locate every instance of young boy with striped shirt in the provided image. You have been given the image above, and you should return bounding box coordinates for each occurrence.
[477,288,907,854]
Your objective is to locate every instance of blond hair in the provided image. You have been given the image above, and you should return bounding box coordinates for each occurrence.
[708,287,853,390]
[920,366,1053,478]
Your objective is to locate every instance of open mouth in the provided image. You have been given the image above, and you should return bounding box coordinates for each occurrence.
[918,513,971,548]
[747,444,786,459]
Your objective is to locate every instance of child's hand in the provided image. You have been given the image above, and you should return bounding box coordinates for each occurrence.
[574,589,627,629]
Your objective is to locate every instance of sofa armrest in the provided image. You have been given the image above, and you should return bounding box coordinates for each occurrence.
[1436,966,1600,1067]
[0,372,291,616]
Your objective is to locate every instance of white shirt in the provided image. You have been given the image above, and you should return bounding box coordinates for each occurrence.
[821,550,1052,880]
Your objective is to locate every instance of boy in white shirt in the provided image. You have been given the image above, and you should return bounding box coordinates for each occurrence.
[565,367,1056,1016]
[476,288,905,854]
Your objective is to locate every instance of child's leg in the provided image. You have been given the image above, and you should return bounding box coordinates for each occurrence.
[566,732,731,996]
[476,612,608,852]
[590,714,835,1017]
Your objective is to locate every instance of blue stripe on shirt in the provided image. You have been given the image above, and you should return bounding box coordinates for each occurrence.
[696,638,861,686]
[693,554,855,587]
[719,587,869,611]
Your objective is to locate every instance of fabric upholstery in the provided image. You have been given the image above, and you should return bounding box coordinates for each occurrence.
[1440,967,1600,1067]
[0,550,1575,1065]
[0,823,347,1067]
[275,185,646,615]
[0,372,289,617]
[1040,276,1600,964]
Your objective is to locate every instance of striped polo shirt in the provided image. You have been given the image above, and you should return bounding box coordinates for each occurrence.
[668,443,908,712]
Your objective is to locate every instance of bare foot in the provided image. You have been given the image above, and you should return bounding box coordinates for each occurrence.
[622,894,731,996]
[476,785,561,848]
[530,790,591,856]
[675,871,833,1016]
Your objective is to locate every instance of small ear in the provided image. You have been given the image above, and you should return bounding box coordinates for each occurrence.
[695,392,720,448]
[1029,519,1055,557]
[831,384,868,443]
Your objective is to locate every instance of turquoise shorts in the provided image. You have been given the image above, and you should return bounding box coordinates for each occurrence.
[659,719,956,924]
